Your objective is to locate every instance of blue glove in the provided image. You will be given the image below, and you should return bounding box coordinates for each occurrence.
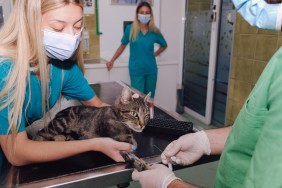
[232,0,282,30]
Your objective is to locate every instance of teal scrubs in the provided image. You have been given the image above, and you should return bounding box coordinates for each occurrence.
[121,24,167,97]
[215,46,282,187]
[130,74,157,98]
[0,59,95,171]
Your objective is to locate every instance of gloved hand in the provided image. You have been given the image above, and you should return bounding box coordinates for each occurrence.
[161,130,211,166]
[132,163,180,188]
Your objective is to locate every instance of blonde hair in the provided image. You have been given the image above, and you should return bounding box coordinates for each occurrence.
[130,2,161,41]
[0,0,84,136]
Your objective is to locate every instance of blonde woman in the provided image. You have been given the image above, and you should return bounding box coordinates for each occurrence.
[0,0,133,170]
[106,2,167,98]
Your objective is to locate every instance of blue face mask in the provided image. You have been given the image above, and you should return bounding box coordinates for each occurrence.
[232,0,282,31]
[43,29,82,61]
[138,14,151,25]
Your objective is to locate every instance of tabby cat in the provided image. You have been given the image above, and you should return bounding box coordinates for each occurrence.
[33,87,151,147]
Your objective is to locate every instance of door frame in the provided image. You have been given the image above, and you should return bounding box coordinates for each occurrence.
[183,0,221,125]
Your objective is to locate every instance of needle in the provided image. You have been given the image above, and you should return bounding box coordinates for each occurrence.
[153,145,173,171]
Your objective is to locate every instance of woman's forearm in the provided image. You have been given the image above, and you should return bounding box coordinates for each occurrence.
[110,44,126,63]
[154,46,167,56]
[1,132,94,166]
[81,96,109,107]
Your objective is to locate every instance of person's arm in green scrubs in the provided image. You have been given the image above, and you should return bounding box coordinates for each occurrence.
[206,126,232,154]
[132,126,233,187]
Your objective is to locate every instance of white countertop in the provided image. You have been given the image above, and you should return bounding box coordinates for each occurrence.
[84,59,178,69]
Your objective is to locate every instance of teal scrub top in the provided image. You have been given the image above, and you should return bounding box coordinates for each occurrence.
[215,46,282,188]
[121,24,167,76]
[0,58,95,171]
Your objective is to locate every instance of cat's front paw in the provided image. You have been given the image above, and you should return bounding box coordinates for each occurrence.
[131,138,138,149]
[120,151,150,172]
[53,135,67,141]
[33,136,45,141]
[114,135,138,148]
[125,135,138,148]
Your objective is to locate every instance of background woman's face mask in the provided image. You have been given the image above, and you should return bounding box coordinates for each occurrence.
[138,14,151,25]
[43,29,82,61]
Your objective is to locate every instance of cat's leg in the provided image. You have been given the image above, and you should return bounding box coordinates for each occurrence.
[53,135,67,141]
[120,151,150,172]
[33,130,53,141]
[65,135,77,141]
[44,117,73,141]
[114,134,137,148]
[33,135,46,141]
[33,127,68,141]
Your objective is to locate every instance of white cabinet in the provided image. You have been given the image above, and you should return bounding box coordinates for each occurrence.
[84,62,178,112]
[154,64,178,112]
[84,66,109,84]
[84,63,130,84]
[109,66,130,84]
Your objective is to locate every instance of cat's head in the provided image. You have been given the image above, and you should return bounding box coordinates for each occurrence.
[114,87,151,132]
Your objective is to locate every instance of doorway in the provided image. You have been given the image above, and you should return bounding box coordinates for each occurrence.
[182,0,235,126]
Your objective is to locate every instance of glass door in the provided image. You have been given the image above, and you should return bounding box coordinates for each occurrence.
[212,0,235,126]
[182,0,221,125]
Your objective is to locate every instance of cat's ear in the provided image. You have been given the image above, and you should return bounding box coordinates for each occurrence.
[144,92,151,102]
[121,87,132,104]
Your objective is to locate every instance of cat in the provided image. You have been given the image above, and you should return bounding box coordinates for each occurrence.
[32,87,151,148]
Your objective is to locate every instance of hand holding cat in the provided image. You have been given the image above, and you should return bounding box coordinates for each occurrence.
[93,137,134,162]
[132,163,180,188]
[161,131,211,166]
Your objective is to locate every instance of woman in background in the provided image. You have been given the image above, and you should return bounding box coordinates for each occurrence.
[106,2,167,98]
[0,0,133,171]
[132,0,282,187]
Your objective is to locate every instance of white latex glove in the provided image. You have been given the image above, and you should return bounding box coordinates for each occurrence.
[161,130,211,166]
[132,163,180,188]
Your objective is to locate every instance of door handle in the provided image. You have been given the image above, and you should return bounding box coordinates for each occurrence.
[210,5,217,22]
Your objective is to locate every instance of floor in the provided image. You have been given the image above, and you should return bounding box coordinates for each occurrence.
[107,113,220,188]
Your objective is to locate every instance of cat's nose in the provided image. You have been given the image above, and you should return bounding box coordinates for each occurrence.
[139,121,144,128]
[141,117,148,127]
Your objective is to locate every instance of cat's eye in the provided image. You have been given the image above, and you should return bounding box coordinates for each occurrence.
[130,111,138,117]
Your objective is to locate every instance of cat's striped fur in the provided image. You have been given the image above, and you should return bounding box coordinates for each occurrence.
[33,87,150,147]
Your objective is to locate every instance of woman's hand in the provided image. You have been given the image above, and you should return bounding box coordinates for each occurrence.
[92,137,133,162]
[106,61,114,71]
[106,44,126,71]
[0,133,132,166]
[81,96,110,107]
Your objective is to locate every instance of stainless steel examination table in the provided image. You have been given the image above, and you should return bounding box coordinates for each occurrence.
[0,82,220,188]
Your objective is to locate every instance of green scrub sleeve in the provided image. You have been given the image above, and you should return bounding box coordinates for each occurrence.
[244,46,282,187]
[216,47,282,187]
